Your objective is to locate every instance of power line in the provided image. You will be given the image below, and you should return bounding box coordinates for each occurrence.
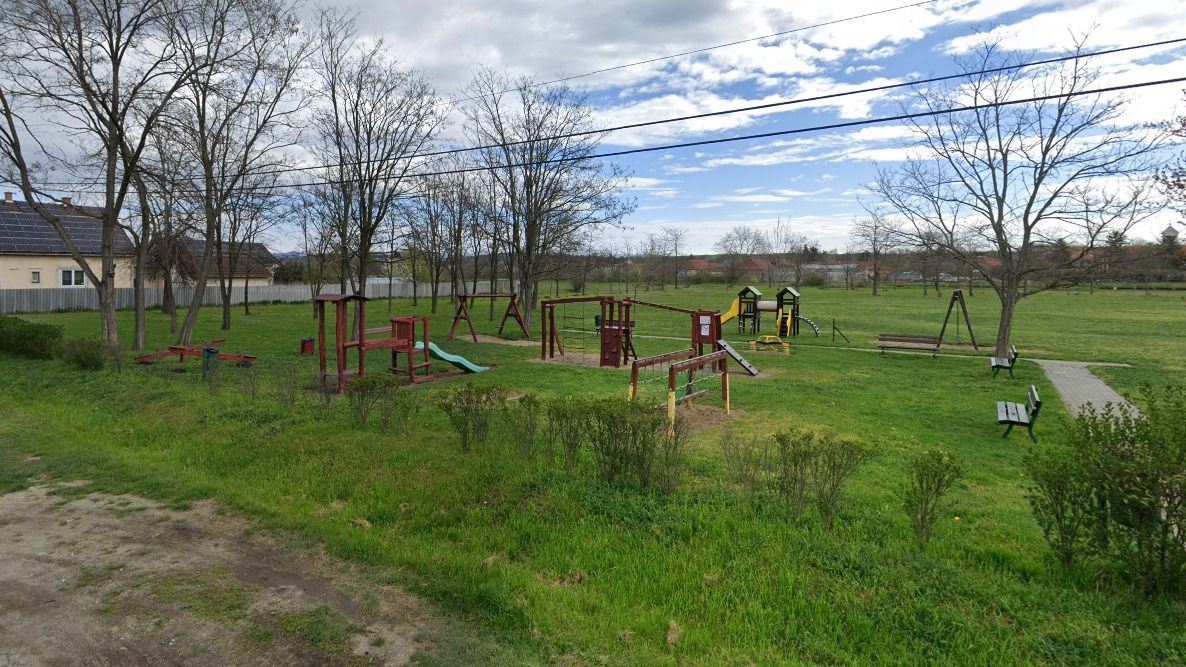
[64,73,1186,198]
[30,35,1185,192]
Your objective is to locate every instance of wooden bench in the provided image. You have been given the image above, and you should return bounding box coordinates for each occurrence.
[990,345,1019,378]
[997,385,1041,443]
[878,333,941,357]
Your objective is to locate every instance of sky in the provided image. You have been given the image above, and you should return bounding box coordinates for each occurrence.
[352,0,1186,253]
[3,0,1183,255]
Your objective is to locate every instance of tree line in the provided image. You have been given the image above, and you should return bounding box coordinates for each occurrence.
[0,0,633,353]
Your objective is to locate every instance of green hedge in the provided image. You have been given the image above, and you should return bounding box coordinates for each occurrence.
[0,315,63,360]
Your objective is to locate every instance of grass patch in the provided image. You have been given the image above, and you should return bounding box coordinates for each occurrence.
[2,284,1185,664]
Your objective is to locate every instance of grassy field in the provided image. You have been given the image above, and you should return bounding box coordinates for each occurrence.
[2,284,1185,664]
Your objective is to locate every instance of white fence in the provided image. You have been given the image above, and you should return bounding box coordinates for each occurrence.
[0,279,514,314]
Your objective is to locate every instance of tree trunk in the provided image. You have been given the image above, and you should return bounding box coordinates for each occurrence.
[99,281,119,359]
[993,285,1018,357]
[163,277,177,333]
[243,277,250,316]
[133,261,146,352]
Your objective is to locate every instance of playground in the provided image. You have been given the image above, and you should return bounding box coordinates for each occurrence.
[2,283,1185,664]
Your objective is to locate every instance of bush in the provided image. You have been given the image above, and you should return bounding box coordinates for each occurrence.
[58,337,107,371]
[438,385,507,451]
[772,428,817,520]
[810,433,875,530]
[1025,448,1092,567]
[584,398,683,493]
[720,426,765,494]
[501,393,544,460]
[378,383,422,434]
[901,450,963,549]
[346,374,400,427]
[0,315,62,360]
[546,396,588,472]
[1025,385,1186,596]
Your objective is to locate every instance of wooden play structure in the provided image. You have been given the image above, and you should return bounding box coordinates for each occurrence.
[448,292,530,343]
[539,296,722,369]
[313,294,432,393]
[628,348,731,422]
[135,338,256,366]
[721,286,819,336]
[878,289,978,356]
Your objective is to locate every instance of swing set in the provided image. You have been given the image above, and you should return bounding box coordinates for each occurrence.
[448,292,531,343]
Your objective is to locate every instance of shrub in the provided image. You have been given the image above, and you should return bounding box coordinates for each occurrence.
[501,393,544,460]
[438,385,507,451]
[271,364,299,410]
[720,426,765,494]
[657,416,690,494]
[0,315,62,360]
[901,450,963,549]
[584,398,679,493]
[772,429,817,520]
[546,396,588,472]
[378,383,422,434]
[58,337,107,371]
[1024,448,1092,567]
[346,374,400,427]
[1025,385,1186,595]
[810,433,874,530]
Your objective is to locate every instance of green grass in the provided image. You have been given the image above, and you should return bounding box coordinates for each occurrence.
[1,284,1184,664]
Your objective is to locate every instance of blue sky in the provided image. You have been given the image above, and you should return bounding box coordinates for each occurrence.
[369,0,1185,252]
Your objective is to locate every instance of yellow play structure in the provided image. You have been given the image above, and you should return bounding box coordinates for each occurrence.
[720,286,818,336]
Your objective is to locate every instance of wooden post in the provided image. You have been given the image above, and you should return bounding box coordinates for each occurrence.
[666,365,677,432]
[540,303,548,360]
[317,300,327,386]
[722,362,730,415]
[629,362,639,400]
[357,298,366,380]
[334,301,347,394]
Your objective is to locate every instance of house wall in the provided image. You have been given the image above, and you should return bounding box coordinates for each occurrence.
[0,255,138,289]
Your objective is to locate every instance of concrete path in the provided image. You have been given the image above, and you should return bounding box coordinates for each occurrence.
[1029,359,1134,417]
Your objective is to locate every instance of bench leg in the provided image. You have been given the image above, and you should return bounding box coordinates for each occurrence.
[1027,426,1037,444]
[1008,366,1014,379]
[1002,424,1013,438]
[992,366,999,378]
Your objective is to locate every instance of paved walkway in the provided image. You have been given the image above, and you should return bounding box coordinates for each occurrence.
[1028,359,1134,417]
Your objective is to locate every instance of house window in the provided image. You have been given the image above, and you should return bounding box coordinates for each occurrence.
[31,270,40,284]
[60,269,86,287]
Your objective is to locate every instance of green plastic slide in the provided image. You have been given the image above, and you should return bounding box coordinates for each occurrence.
[414,341,488,373]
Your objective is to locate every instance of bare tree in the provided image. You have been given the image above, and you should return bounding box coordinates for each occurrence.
[405,175,452,313]
[662,226,688,287]
[0,0,210,353]
[873,40,1162,355]
[850,212,897,296]
[465,67,634,326]
[714,225,768,285]
[172,0,309,342]
[310,10,443,314]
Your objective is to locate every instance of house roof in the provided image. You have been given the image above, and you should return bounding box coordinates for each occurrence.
[0,198,134,256]
[682,258,723,271]
[179,239,279,280]
[1163,225,1180,239]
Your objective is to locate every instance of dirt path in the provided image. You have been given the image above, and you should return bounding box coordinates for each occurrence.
[0,484,473,666]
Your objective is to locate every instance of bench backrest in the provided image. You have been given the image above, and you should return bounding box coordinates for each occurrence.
[1009,345,1019,362]
[879,333,940,343]
[1026,385,1041,420]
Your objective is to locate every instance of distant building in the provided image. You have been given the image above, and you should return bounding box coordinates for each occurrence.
[1163,225,1180,242]
[0,194,136,289]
